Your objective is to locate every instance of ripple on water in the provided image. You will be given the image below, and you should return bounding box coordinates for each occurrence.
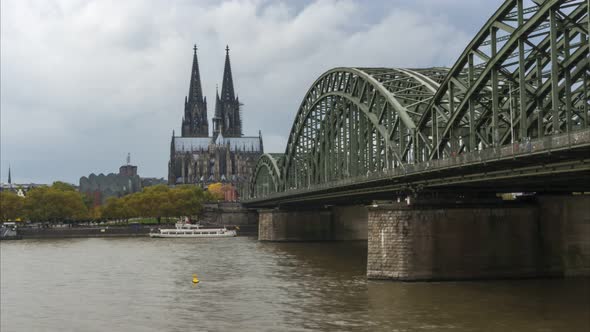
[1,238,589,332]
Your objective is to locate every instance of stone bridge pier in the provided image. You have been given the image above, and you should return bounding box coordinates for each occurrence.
[258,205,368,241]
[257,194,590,281]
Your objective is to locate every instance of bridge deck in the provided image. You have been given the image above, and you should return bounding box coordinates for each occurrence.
[245,129,590,207]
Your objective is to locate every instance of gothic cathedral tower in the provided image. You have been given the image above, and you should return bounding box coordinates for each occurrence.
[181,45,209,137]
[213,46,242,138]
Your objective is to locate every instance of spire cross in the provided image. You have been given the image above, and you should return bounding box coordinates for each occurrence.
[225,45,230,54]
[193,44,197,53]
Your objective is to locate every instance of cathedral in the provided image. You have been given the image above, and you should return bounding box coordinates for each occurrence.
[168,45,263,186]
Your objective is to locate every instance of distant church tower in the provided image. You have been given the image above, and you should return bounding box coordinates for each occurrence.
[213,46,242,138]
[181,45,209,137]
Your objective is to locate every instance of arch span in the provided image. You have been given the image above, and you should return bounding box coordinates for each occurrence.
[280,67,448,190]
[249,153,282,198]
[249,0,589,197]
[416,0,589,159]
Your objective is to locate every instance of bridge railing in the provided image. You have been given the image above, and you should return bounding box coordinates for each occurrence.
[244,128,590,203]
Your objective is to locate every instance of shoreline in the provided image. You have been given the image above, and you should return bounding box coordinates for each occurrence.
[11,224,258,239]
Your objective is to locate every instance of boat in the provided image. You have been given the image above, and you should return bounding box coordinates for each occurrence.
[0,222,22,240]
[149,222,237,238]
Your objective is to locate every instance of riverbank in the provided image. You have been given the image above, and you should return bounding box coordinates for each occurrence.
[15,223,258,239]
[17,224,168,239]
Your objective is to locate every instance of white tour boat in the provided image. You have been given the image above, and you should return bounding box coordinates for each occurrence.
[149,222,237,238]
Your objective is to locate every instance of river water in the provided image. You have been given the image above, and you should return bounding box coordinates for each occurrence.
[1,237,589,331]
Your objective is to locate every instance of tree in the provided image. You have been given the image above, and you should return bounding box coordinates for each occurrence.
[24,186,88,222]
[0,191,24,221]
[100,185,207,223]
[81,193,94,210]
[88,206,102,220]
[102,197,125,221]
[171,185,204,218]
[207,182,225,200]
[51,181,76,192]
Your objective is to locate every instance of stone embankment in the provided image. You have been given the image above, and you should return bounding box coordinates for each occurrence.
[17,224,173,239]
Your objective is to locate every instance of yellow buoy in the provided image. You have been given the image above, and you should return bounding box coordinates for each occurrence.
[192,274,199,284]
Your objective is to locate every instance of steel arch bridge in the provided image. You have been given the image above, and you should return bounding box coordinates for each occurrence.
[247,0,590,205]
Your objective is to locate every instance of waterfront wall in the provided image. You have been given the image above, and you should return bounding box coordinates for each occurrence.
[15,203,260,239]
[17,224,171,239]
[202,202,258,235]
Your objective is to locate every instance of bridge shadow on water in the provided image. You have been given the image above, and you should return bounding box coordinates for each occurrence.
[256,240,368,275]
[254,240,590,331]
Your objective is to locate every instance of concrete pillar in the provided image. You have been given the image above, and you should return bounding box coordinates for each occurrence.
[258,205,368,241]
[538,195,590,276]
[258,209,333,241]
[367,194,590,280]
[331,205,368,240]
[367,202,552,281]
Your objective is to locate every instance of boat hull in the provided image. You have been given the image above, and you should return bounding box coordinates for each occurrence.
[149,231,237,238]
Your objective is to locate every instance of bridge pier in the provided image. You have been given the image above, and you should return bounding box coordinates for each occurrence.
[367,195,590,281]
[258,205,368,241]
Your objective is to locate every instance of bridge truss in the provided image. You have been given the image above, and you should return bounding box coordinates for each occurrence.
[248,0,589,203]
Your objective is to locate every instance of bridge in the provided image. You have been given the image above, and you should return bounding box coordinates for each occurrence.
[244,0,590,281]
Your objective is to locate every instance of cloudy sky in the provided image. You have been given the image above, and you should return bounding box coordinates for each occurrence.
[1,0,502,184]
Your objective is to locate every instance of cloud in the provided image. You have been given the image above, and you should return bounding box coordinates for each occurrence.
[1,0,503,183]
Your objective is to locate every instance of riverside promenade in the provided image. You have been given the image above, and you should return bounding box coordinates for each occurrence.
[15,223,171,239]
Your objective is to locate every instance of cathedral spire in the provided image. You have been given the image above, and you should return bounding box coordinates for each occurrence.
[213,85,222,137]
[188,44,204,104]
[183,44,208,137]
[214,85,222,118]
[220,45,235,103]
[7,164,11,184]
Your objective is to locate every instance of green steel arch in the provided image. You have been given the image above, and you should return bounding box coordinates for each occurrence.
[416,0,589,160]
[281,67,449,190]
[250,0,589,197]
[249,153,282,198]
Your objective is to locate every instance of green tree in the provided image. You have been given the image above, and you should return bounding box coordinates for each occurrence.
[172,185,204,218]
[81,193,94,210]
[24,186,88,222]
[0,191,24,221]
[100,185,207,223]
[51,181,76,192]
[101,197,125,221]
[140,186,173,223]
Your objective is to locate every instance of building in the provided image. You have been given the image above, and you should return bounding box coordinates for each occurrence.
[141,177,167,187]
[168,45,263,187]
[0,166,46,197]
[79,157,142,206]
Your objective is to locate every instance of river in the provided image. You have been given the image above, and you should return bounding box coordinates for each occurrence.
[1,237,589,331]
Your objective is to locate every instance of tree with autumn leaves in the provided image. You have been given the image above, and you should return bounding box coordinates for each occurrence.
[206,182,235,201]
